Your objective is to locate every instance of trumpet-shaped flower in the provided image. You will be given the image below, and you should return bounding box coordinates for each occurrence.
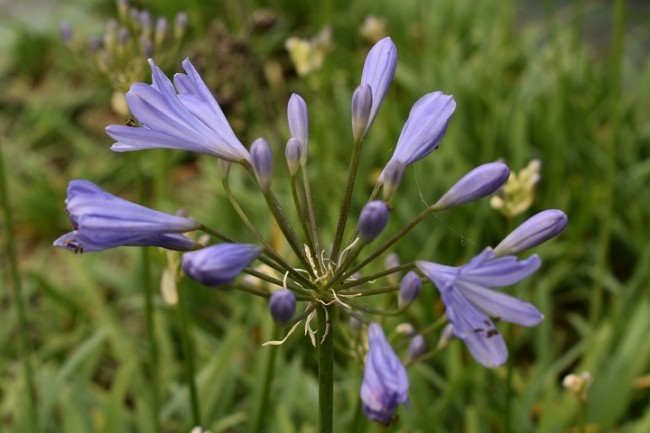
[380,92,455,183]
[54,180,199,253]
[361,323,409,424]
[106,58,251,163]
[182,243,262,287]
[359,37,397,137]
[417,248,543,367]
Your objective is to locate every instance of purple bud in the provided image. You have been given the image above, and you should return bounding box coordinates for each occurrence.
[139,10,152,33]
[434,162,510,210]
[251,137,273,191]
[380,92,455,180]
[118,27,130,45]
[287,94,308,163]
[154,17,167,46]
[349,316,364,333]
[361,323,409,424]
[174,12,188,39]
[407,334,427,362]
[358,201,390,243]
[285,137,302,176]
[59,21,73,46]
[269,289,296,325]
[360,37,397,136]
[88,35,102,53]
[380,160,405,200]
[494,209,568,256]
[182,243,262,287]
[140,35,153,58]
[351,84,373,141]
[398,271,421,309]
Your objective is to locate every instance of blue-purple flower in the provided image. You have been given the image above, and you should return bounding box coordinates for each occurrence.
[358,201,390,243]
[359,37,397,137]
[106,58,251,163]
[182,243,262,287]
[494,209,568,256]
[434,162,510,210]
[54,179,199,253]
[379,91,456,184]
[416,248,543,367]
[269,289,297,325]
[361,323,409,424]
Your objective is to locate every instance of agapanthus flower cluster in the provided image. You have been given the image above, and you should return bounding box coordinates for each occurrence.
[55,36,567,425]
[60,0,188,114]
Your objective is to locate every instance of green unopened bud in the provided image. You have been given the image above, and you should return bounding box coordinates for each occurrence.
[285,137,302,176]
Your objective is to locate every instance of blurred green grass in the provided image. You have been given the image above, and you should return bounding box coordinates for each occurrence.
[1,0,650,432]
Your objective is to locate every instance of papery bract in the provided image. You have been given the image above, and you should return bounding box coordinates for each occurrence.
[417,248,543,367]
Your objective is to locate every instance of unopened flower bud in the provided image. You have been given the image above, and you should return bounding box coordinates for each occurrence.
[174,12,188,39]
[437,323,455,349]
[154,17,167,46]
[269,289,296,325]
[381,160,405,200]
[351,84,372,141]
[139,10,152,37]
[118,27,130,45]
[59,21,73,48]
[395,322,415,336]
[349,316,364,333]
[285,137,302,176]
[494,209,568,256]
[251,137,273,191]
[407,334,427,362]
[358,201,389,243]
[562,371,592,402]
[140,36,153,58]
[434,162,510,210]
[182,243,262,287]
[384,252,401,285]
[287,94,309,163]
[398,271,421,309]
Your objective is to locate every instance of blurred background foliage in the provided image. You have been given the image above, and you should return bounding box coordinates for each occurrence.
[1,0,650,432]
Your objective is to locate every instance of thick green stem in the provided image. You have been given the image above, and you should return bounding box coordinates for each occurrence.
[0,139,37,431]
[177,283,201,426]
[330,137,364,261]
[135,156,161,431]
[141,249,161,430]
[250,326,281,433]
[318,305,335,433]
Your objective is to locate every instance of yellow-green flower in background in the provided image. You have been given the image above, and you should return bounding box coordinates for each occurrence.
[490,159,541,218]
[285,27,333,77]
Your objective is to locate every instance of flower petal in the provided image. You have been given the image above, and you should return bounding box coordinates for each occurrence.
[441,285,507,367]
[456,280,543,326]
